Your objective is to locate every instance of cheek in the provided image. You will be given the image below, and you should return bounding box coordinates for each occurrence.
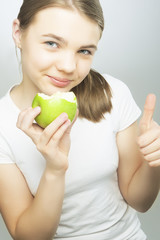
[31,51,53,69]
[22,43,56,71]
[78,60,92,78]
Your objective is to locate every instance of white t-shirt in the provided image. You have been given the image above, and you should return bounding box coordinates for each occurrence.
[0,75,147,240]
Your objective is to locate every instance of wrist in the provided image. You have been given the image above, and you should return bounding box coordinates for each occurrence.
[44,165,67,178]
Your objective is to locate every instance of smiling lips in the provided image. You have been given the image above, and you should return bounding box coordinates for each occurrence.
[48,75,71,87]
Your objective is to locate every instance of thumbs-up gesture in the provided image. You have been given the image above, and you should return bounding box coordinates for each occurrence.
[138,94,160,167]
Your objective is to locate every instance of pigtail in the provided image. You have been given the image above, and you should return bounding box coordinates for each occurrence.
[72,69,112,122]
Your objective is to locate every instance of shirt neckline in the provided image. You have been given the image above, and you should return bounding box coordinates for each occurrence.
[6,86,21,116]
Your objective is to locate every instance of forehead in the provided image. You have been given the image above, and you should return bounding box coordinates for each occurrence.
[26,7,101,44]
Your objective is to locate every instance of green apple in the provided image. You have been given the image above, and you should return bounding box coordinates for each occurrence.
[32,91,77,128]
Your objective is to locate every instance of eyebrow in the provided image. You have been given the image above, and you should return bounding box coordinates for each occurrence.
[42,33,97,50]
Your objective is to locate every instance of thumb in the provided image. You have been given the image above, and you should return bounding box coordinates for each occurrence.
[65,109,79,135]
[139,94,156,134]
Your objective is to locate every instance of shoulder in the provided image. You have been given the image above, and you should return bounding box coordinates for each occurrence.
[0,93,10,124]
[0,89,20,164]
[102,74,139,107]
[0,88,19,126]
[102,74,132,98]
[0,93,8,110]
[0,88,19,146]
[102,74,141,131]
[0,93,15,164]
[0,89,12,112]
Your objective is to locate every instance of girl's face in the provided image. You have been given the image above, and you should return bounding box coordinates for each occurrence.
[14,7,101,96]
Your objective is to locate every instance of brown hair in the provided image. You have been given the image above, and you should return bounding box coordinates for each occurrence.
[17,0,112,122]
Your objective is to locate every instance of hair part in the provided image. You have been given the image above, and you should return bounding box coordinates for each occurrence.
[17,0,104,35]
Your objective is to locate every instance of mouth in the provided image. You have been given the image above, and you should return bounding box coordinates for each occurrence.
[47,75,71,87]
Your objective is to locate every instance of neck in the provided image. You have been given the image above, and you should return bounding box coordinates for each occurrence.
[10,81,38,110]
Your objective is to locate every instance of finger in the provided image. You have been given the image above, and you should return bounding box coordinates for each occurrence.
[49,119,71,147]
[140,94,156,133]
[138,127,159,147]
[17,108,30,128]
[65,109,79,135]
[143,149,160,162]
[140,137,160,155]
[143,94,156,123]
[149,159,160,167]
[17,107,41,131]
[57,110,79,154]
[38,112,69,146]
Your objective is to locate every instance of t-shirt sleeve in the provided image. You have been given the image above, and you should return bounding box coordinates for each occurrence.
[0,133,15,164]
[108,76,142,132]
[118,83,141,131]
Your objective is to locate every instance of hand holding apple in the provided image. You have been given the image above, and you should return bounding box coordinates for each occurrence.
[16,91,77,172]
[17,91,78,173]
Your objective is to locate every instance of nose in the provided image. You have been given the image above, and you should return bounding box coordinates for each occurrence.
[56,51,76,73]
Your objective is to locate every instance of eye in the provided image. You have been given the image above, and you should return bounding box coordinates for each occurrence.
[79,49,92,55]
[45,41,58,48]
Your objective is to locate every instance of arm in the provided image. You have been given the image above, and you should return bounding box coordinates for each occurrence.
[0,164,65,240]
[117,94,160,212]
[0,107,76,240]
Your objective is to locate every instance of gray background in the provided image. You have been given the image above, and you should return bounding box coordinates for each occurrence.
[0,0,160,239]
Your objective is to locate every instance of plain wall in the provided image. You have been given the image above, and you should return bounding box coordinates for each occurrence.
[0,0,160,239]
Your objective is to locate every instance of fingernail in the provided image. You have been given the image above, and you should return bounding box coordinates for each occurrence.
[60,112,68,120]
[67,119,71,124]
[34,106,41,112]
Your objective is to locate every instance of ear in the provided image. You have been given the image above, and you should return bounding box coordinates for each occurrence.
[12,19,22,49]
